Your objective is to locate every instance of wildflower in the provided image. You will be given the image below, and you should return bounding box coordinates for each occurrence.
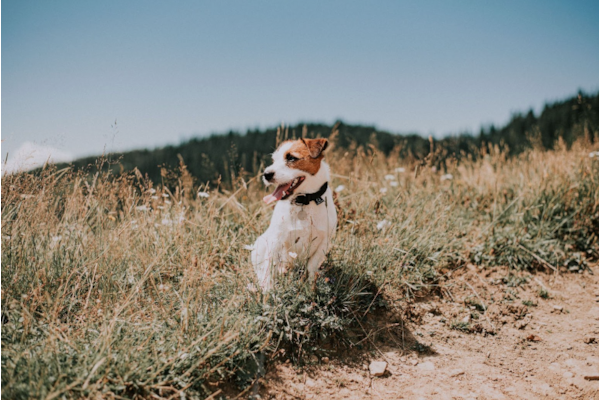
[162,193,169,198]
[376,220,391,230]
[198,191,209,198]
[440,174,453,181]
[395,167,406,173]
[384,174,395,180]
[335,185,345,193]
[589,151,599,158]
[158,284,169,291]
[151,195,159,200]
[247,283,257,293]
[366,271,373,276]
[288,252,298,259]
[164,200,172,205]
[380,188,388,194]
[148,188,156,194]
[390,181,399,187]
[136,205,148,211]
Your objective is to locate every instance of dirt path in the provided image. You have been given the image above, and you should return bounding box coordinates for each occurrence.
[256,264,599,399]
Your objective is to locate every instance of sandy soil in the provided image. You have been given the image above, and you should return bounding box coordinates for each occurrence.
[254,264,599,400]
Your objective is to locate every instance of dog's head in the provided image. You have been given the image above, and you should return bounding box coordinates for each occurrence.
[262,138,329,204]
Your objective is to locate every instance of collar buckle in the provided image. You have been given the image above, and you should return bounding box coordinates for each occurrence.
[293,182,328,206]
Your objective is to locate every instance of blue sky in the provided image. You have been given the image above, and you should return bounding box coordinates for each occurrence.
[2,0,598,169]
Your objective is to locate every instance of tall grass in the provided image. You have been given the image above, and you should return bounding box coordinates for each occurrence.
[2,138,598,399]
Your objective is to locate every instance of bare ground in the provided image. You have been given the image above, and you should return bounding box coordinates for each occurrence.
[252,264,599,400]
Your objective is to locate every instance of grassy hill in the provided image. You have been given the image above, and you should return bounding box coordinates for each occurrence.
[3,134,598,398]
[60,92,598,186]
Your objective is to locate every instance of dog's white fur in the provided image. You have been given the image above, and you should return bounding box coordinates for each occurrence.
[251,141,337,291]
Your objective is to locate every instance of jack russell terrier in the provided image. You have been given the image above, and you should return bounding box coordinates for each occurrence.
[251,138,337,291]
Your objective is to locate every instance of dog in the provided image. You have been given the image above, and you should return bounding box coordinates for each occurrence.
[251,138,337,291]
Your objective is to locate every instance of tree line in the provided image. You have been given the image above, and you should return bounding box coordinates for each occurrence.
[60,91,598,186]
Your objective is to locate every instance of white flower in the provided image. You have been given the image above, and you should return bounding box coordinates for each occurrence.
[288,252,298,259]
[151,195,159,200]
[335,185,345,193]
[148,188,156,194]
[247,283,257,293]
[197,191,209,198]
[384,174,395,180]
[376,220,391,230]
[366,271,373,276]
[380,188,388,194]
[440,174,453,181]
[161,218,172,226]
[52,235,62,242]
[164,200,172,205]
[162,193,169,198]
[136,205,148,211]
[395,167,406,173]
[390,181,399,187]
[589,151,599,158]
[158,284,169,291]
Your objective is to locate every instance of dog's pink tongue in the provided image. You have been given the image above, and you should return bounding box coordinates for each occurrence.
[263,183,291,205]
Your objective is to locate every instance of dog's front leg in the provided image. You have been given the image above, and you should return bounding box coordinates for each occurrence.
[306,238,328,286]
[251,236,273,292]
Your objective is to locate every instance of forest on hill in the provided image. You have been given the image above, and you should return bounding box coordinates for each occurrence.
[61,91,598,185]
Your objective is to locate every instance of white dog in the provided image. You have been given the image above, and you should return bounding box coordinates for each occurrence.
[251,138,337,291]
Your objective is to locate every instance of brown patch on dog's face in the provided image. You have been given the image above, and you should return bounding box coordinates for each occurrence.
[283,138,329,175]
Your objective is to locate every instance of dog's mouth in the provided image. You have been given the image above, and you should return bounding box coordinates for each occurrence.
[263,176,306,205]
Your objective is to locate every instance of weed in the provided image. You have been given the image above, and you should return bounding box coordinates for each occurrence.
[537,288,551,299]
[450,321,471,332]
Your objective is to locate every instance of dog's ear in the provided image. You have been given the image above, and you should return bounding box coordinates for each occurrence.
[301,138,329,159]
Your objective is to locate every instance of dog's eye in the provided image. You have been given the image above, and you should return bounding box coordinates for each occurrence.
[286,154,299,162]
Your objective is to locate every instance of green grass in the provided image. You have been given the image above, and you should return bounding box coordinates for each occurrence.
[2,138,598,398]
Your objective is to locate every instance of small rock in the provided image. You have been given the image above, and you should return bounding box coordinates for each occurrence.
[417,361,435,371]
[526,334,542,342]
[552,305,563,312]
[583,337,597,344]
[305,378,316,387]
[410,359,419,366]
[461,314,471,324]
[369,361,388,377]
[516,319,529,330]
[321,356,329,363]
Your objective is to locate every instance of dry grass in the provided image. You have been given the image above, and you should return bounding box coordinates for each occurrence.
[1,138,598,399]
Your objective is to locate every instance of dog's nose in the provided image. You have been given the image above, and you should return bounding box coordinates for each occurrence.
[263,171,275,182]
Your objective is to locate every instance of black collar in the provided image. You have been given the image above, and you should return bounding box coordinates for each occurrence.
[293,182,328,206]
